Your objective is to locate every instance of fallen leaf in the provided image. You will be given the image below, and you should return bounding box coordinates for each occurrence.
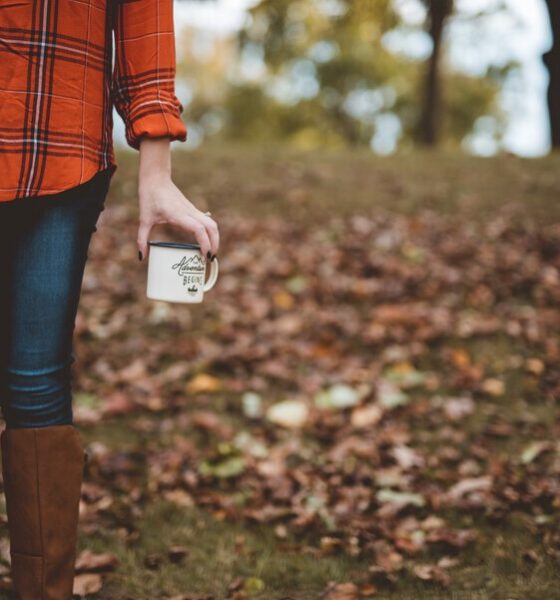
[73,573,103,596]
[377,489,426,508]
[322,582,359,600]
[481,378,505,397]
[187,374,222,394]
[351,404,383,428]
[315,384,361,410]
[75,549,119,573]
[520,441,552,465]
[266,400,309,428]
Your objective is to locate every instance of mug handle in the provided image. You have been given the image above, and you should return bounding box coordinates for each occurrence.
[204,257,219,292]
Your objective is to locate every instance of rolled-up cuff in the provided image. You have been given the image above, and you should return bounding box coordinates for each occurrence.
[122,95,188,150]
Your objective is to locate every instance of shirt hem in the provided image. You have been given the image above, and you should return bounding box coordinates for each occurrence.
[0,161,119,204]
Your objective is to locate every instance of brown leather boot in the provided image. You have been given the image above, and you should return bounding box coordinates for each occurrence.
[0,424,86,599]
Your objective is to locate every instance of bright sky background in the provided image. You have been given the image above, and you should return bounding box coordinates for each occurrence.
[117,0,552,156]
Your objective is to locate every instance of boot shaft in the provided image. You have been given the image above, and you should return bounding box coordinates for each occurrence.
[0,424,85,600]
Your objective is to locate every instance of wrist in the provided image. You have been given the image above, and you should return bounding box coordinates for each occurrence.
[138,168,172,188]
[138,137,172,181]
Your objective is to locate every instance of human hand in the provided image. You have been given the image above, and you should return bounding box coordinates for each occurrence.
[136,173,219,262]
[136,138,219,262]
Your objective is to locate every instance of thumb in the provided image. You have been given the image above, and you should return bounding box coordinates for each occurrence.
[137,220,152,262]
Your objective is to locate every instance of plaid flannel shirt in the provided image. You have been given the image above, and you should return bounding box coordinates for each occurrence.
[0,0,188,202]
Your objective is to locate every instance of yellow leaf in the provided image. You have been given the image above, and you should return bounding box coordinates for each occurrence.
[273,291,295,310]
[526,358,545,375]
[187,374,222,394]
[482,378,505,397]
[451,348,471,369]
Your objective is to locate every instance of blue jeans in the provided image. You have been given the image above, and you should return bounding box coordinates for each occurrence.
[0,169,112,429]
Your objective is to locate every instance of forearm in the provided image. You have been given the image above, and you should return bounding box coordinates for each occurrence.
[138,138,172,183]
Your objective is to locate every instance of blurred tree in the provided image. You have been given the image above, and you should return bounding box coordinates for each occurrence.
[178,0,507,152]
[543,0,560,148]
[228,0,404,148]
[418,0,453,146]
[227,0,504,150]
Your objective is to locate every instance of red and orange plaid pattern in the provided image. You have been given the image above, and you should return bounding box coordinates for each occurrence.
[0,0,187,202]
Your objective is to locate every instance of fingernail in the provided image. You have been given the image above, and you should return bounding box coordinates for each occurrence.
[138,250,143,261]
[211,254,217,262]
[207,251,211,259]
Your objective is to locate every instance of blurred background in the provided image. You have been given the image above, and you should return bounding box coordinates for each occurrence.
[116,0,553,157]
[49,2,560,600]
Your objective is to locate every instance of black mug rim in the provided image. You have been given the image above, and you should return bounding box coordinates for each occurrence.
[148,240,201,250]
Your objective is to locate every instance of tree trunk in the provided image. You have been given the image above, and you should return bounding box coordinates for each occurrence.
[419,0,453,146]
[544,0,560,148]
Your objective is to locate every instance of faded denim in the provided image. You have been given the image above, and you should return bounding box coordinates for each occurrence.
[0,169,112,428]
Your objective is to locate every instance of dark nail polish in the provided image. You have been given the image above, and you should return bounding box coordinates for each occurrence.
[207,251,211,259]
[138,250,143,261]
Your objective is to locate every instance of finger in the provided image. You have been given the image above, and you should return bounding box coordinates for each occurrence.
[137,218,152,262]
[200,215,220,257]
[177,214,212,258]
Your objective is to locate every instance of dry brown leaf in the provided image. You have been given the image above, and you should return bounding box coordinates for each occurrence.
[321,582,360,600]
[72,573,103,596]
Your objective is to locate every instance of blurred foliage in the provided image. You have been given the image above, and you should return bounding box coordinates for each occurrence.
[179,0,513,152]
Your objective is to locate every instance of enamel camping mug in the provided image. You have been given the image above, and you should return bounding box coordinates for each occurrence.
[146,241,219,304]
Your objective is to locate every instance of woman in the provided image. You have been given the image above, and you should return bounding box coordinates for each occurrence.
[0,0,219,597]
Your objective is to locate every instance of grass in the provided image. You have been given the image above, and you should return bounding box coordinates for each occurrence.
[88,501,370,600]
[77,498,560,599]
[169,142,560,223]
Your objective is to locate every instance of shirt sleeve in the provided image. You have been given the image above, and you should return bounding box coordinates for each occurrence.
[111,0,188,151]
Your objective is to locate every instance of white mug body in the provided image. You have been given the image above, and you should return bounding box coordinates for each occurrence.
[146,241,218,304]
